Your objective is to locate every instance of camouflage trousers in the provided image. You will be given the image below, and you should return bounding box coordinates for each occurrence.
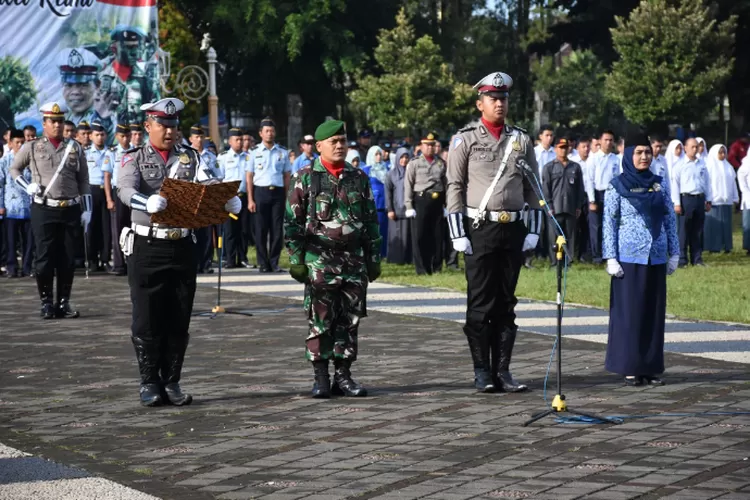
[304,281,366,362]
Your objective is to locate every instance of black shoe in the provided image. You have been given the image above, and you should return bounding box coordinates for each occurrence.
[40,302,55,320]
[240,261,253,269]
[496,371,528,392]
[139,383,163,407]
[273,266,284,273]
[311,360,331,399]
[55,299,80,318]
[523,258,533,269]
[109,268,127,276]
[259,267,273,273]
[332,359,367,397]
[164,383,193,405]
[473,368,495,393]
[204,267,214,274]
[694,262,707,267]
[624,376,645,386]
[644,376,665,386]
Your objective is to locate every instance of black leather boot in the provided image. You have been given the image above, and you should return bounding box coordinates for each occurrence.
[465,328,494,393]
[55,273,79,318]
[311,360,331,399]
[132,337,163,407]
[36,275,55,320]
[496,327,527,393]
[332,359,367,397]
[161,335,192,406]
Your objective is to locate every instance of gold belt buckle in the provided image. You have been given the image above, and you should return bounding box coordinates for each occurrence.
[431,192,439,200]
[498,211,511,223]
[58,200,69,208]
[268,186,276,191]
[166,229,182,240]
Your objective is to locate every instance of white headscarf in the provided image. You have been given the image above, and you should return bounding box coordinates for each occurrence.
[345,149,361,166]
[665,139,685,171]
[705,144,738,205]
[696,137,708,160]
[365,145,388,183]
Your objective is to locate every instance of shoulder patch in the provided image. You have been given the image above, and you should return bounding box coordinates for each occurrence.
[121,154,133,167]
[452,136,464,149]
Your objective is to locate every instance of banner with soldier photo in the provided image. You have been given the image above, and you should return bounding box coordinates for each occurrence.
[0,0,161,145]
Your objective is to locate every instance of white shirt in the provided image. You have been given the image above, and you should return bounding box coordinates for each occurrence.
[535,145,556,178]
[737,160,750,210]
[586,152,620,200]
[671,156,712,205]
[650,155,670,185]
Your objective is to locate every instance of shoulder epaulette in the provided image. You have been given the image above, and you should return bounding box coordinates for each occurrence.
[124,146,141,154]
[512,125,528,134]
[457,126,477,134]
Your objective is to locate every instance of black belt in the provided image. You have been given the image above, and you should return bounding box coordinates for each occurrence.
[255,185,283,191]
[681,193,705,197]
[416,190,444,200]
[307,237,360,252]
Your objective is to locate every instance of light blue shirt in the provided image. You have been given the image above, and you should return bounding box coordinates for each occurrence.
[670,156,712,205]
[0,153,32,219]
[649,155,670,186]
[217,149,248,193]
[85,145,109,186]
[602,180,680,265]
[102,143,128,188]
[292,153,318,174]
[586,151,621,200]
[199,149,220,178]
[247,143,291,187]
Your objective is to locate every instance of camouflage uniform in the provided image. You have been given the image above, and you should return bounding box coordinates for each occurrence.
[285,159,381,362]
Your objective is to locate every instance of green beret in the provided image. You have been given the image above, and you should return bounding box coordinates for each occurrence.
[314,120,346,141]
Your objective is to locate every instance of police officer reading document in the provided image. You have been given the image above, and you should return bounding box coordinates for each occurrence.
[118,98,242,407]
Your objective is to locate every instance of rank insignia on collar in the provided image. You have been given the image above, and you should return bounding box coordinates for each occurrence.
[179,153,190,164]
[512,141,521,151]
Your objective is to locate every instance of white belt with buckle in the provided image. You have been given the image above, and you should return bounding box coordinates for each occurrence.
[465,207,521,223]
[33,196,80,208]
[132,224,191,240]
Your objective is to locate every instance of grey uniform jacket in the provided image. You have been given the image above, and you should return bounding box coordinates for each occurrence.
[447,124,539,213]
[117,143,219,227]
[403,155,447,211]
[10,137,90,199]
[541,159,585,216]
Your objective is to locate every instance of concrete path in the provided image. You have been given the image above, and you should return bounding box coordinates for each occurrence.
[198,269,750,365]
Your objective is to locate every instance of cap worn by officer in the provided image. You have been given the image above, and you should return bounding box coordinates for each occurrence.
[421,132,437,144]
[129,123,144,132]
[473,72,514,98]
[40,102,68,120]
[140,98,185,127]
[301,134,315,144]
[57,47,100,84]
[314,120,346,141]
[228,128,243,137]
[116,123,130,134]
[190,124,205,136]
[77,120,91,131]
[110,25,146,44]
[260,117,275,129]
[555,137,569,149]
[90,121,105,133]
[359,129,372,138]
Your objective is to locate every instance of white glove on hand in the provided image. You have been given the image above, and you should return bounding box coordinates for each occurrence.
[146,195,168,214]
[224,196,242,214]
[522,234,539,252]
[405,209,416,218]
[80,211,91,231]
[452,237,473,255]
[443,208,448,218]
[26,182,41,196]
[667,255,679,275]
[606,258,624,278]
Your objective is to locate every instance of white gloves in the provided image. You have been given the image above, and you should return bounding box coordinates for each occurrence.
[405,209,416,218]
[443,208,448,218]
[522,234,539,252]
[606,258,624,278]
[80,211,91,231]
[224,196,242,214]
[452,237,473,255]
[146,195,168,213]
[667,255,679,275]
[26,182,41,196]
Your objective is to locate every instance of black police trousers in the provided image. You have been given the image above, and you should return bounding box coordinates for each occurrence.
[128,235,196,384]
[411,192,444,275]
[254,186,285,270]
[31,203,79,280]
[88,185,111,265]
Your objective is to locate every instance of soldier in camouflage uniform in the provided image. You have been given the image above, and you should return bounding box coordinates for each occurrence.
[285,120,382,399]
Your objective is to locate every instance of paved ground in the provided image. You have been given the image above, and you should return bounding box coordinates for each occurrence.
[201,269,750,365]
[1,272,750,500]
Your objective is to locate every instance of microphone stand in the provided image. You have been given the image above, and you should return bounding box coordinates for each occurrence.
[193,214,255,319]
[519,161,612,427]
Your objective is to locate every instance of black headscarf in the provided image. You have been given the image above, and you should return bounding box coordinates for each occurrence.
[611,135,665,240]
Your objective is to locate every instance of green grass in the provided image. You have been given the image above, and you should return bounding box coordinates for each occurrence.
[238,223,750,325]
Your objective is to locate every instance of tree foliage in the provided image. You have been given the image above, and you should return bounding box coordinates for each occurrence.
[349,9,474,136]
[0,56,37,117]
[531,49,611,129]
[606,0,736,125]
